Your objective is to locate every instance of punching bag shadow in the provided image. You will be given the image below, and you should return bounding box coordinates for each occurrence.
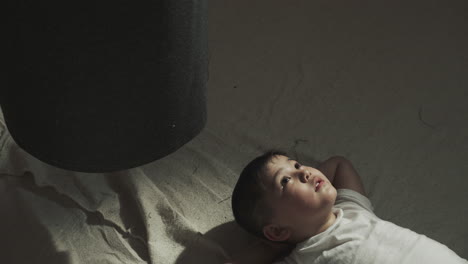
[2,1,208,172]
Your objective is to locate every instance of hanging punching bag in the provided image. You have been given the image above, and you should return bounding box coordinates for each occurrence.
[2,0,208,172]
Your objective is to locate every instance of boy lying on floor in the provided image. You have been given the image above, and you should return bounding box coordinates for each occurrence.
[231,150,467,263]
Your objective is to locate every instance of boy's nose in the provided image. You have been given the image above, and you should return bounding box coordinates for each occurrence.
[299,171,310,183]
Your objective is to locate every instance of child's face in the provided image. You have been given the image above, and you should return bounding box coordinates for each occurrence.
[261,155,337,241]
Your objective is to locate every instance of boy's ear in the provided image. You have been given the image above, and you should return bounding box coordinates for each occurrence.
[263,224,291,242]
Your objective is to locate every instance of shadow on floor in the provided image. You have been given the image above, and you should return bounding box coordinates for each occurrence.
[174,220,294,264]
[0,175,71,264]
[175,221,252,264]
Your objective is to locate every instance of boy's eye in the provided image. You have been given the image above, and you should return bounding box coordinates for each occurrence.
[294,162,302,169]
[280,176,291,186]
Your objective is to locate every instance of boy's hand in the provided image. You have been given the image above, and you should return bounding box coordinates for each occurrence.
[317,156,366,196]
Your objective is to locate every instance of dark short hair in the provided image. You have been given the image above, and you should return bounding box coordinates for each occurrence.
[231,150,288,239]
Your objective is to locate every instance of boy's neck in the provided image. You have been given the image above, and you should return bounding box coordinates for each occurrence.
[294,210,337,243]
[315,210,337,235]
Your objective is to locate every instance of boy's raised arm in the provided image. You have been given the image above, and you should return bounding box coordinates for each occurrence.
[317,156,367,196]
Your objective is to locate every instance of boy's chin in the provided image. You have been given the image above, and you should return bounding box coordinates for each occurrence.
[321,191,338,214]
[321,184,337,203]
[328,184,338,198]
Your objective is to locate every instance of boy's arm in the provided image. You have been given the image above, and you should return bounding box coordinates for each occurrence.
[316,156,366,196]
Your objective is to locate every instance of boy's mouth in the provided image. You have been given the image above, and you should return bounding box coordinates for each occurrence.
[315,179,324,191]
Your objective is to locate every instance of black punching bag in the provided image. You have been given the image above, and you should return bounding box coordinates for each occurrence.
[2,1,208,172]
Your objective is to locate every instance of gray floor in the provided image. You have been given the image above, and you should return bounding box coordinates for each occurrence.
[206,0,468,259]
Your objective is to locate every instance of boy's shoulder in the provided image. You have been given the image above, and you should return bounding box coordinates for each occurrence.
[335,188,374,214]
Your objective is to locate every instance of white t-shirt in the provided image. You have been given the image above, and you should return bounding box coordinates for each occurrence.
[274,189,467,264]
